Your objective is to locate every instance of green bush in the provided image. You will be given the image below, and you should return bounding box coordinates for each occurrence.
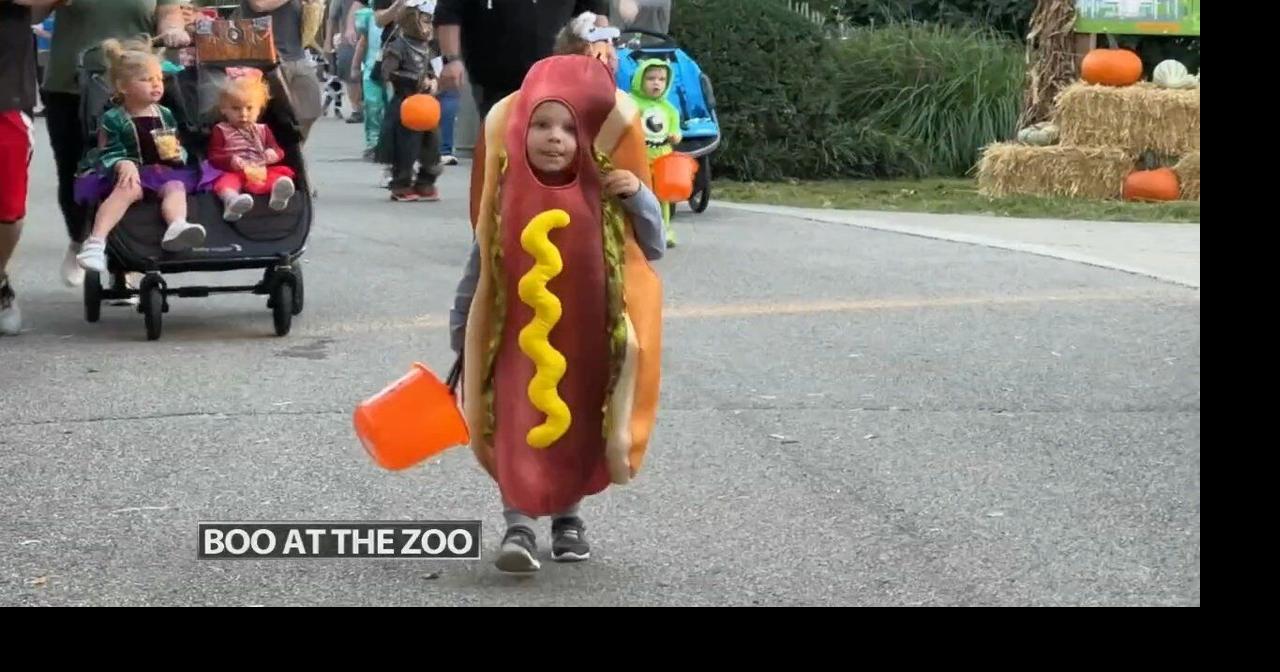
[833,22,1025,176]
[673,2,1024,180]
[828,0,1033,39]
[673,0,925,181]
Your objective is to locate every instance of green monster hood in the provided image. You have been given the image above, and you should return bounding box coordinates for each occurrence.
[630,58,674,100]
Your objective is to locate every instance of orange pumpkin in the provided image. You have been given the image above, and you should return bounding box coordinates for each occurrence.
[1123,167,1180,202]
[401,94,441,132]
[1081,48,1143,86]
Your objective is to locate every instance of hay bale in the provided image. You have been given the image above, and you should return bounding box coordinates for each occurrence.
[977,142,1133,200]
[1056,82,1200,155]
[1174,151,1200,201]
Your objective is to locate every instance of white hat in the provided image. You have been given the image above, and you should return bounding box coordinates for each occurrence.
[406,0,437,14]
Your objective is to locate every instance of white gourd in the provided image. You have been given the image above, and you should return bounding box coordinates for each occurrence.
[1153,59,1197,89]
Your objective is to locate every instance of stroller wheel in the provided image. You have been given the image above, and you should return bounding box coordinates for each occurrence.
[84,272,102,323]
[141,277,163,341]
[271,280,294,337]
[689,156,712,214]
[291,265,304,316]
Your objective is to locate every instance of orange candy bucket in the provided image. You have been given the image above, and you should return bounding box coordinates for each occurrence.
[651,152,699,203]
[353,362,470,471]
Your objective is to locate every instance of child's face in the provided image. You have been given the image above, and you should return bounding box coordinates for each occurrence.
[526,101,578,175]
[416,12,434,39]
[119,63,164,106]
[643,67,667,97]
[221,92,262,128]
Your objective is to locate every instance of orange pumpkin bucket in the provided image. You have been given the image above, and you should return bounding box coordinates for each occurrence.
[651,152,699,203]
[353,362,469,471]
[401,93,441,132]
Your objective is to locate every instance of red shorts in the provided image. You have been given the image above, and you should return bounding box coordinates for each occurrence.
[214,166,296,196]
[0,110,33,223]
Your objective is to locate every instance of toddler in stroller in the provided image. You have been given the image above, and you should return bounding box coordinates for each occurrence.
[73,39,216,273]
[72,31,314,341]
[207,67,297,222]
[615,29,720,215]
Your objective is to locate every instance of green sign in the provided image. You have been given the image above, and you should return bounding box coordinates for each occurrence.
[1076,0,1200,36]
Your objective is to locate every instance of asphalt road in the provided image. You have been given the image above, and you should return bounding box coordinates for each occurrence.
[0,118,1200,606]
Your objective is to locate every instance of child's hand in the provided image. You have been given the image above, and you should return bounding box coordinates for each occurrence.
[264,149,280,164]
[603,170,640,199]
[231,156,245,171]
[421,76,438,95]
[116,161,140,189]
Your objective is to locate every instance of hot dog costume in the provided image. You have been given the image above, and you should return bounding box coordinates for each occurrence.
[461,56,663,517]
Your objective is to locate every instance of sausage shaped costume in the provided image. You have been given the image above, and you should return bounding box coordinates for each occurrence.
[461,56,663,517]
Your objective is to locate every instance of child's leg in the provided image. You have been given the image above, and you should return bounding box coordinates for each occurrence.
[267,166,297,211]
[663,201,677,247]
[76,181,143,272]
[361,75,386,152]
[389,126,421,199]
[215,173,254,222]
[412,131,441,200]
[158,180,206,252]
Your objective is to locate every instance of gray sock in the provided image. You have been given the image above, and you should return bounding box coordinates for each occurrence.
[551,503,580,523]
[503,509,537,532]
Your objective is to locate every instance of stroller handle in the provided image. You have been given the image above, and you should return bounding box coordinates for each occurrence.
[617,28,679,48]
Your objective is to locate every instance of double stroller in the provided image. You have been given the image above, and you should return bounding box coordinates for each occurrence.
[74,36,312,341]
[615,29,721,214]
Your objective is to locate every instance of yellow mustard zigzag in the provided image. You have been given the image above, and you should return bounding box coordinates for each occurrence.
[518,209,572,449]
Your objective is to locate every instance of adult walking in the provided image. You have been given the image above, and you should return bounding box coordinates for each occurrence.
[38,0,191,287]
[611,0,671,34]
[434,0,611,119]
[240,1,323,142]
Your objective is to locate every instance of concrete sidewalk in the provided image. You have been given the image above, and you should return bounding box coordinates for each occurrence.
[715,203,1201,289]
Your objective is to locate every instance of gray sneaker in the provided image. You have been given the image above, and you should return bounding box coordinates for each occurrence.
[551,516,590,562]
[494,526,540,573]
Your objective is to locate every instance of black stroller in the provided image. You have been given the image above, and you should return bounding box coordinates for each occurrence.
[75,38,312,341]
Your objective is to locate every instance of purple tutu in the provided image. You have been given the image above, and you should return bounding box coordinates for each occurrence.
[74,161,223,205]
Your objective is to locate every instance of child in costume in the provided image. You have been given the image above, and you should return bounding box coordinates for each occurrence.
[375,0,441,202]
[352,3,387,160]
[207,68,297,222]
[628,58,682,247]
[449,55,666,573]
[74,39,214,273]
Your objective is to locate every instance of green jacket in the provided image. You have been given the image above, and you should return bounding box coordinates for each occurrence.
[628,58,682,159]
[80,105,187,174]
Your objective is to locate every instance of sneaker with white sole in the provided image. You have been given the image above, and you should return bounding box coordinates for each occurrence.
[269,177,296,211]
[76,237,108,273]
[62,241,85,287]
[440,154,459,166]
[104,272,141,307]
[0,273,21,336]
[222,193,254,221]
[551,516,590,562]
[494,526,540,574]
[161,221,206,252]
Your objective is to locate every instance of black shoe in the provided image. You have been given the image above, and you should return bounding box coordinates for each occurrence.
[551,517,590,562]
[346,110,364,124]
[495,526,540,573]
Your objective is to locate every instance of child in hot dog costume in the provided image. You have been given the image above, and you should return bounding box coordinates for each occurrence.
[450,55,666,573]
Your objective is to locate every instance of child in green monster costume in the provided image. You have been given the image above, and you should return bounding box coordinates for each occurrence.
[629,58,682,248]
